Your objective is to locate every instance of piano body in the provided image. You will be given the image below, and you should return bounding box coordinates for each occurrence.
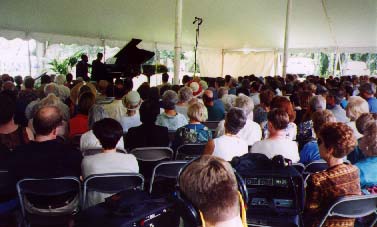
[105,39,155,79]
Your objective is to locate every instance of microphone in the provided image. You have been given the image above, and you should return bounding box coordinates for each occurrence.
[193,17,203,25]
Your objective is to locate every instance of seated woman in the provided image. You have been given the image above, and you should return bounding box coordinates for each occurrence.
[305,122,360,227]
[179,155,246,227]
[216,95,262,146]
[175,86,193,120]
[204,108,248,161]
[355,120,377,189]
[0,93,33,151]
[345,96,369,139]
[119,91,142,133]
[81,118,139,207]
[251,108,299,162]
[125,100,170,151]
[253,89,275,124]
[299,110,336,165]
[172,102,212,150]
[69,92,95,138]
[155,90,188,131]
[80,105,125,154]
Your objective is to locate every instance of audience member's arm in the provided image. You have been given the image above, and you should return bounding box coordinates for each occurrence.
[25,127,34,141]
[203,139,215,155]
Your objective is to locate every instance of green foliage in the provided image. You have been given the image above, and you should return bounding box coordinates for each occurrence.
[48,51,83,75]
[320,52,329,76]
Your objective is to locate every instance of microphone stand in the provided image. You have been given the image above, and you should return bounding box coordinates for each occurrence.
[193,17,203,76]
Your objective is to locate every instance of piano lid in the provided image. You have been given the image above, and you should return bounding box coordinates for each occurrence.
[114,38,155,65]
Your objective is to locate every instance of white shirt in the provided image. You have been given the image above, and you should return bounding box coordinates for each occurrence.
[346,121,363,140]
[251,138,299,163]
[80,130,125,153]
[119,113,142,133]
[155,112,188,131]
[216,119,262,146]
[102,100,127,122]
[81,152,139,207]
[213,135,248,161]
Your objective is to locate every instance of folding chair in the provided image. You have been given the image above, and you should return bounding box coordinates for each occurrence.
[292,163,305,175]
[130,147,173,180]
[202,121,220,130]
[304,160,328,174]
[0,170,18,225]
[82,148,127,156]
[149,161,188,196]
[317,194,377,227]
[175,144,206,160]
[17,177,81,227]
[82,173,144,208]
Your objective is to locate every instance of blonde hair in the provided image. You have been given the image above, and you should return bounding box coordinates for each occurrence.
[187,102,208,122]
[346,96,369,121]
[179,155,239,224]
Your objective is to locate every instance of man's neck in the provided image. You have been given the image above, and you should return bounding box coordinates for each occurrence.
[207,216,243,227]
[0,120,18,134]
[35,134,56,142]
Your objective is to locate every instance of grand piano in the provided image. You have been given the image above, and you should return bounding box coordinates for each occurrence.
[105,39,155,80]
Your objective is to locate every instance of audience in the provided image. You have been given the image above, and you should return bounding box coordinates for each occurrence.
[179,155,246,227]
[326,89,349,123]
[304,122,360,227]
[203,89,225,121]
[0,93,33,151]
[345,96,369,139]
[173,102,212,150]
[69,92,95,138]
[175,86,193,120]
[81,118,138,207]
[155,90,188,131]
[103,83,127,122]
[216,95,262,146]
[204,108,248,161]
[125,100,169,150]
[120,91,142,133]
[253,89,274,124]
[251,108,299,162]
[359,82,377,113]
[80,105,125,153]
[299,110,336,165]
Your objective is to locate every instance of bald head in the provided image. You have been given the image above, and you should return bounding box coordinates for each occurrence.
[203,89,214,106]
[33,106,62,136]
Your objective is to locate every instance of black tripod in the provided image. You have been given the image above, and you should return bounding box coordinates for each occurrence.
[193,17,203,75]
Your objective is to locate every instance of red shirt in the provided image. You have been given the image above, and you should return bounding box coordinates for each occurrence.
[69,114,89,138]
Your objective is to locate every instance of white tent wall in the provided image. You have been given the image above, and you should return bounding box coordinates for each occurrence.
[222,51,276,78]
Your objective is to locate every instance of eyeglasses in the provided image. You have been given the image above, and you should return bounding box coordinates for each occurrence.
[317,138,323,146]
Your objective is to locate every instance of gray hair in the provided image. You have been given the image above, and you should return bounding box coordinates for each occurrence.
[221,94,237,112]
[44,83,60,97]
[309,95,326,112]
[162,90,178,110]
[217,87,229,99]
[88,104,108,129]
[178,86,193,103]
[346,96,369,121]
[55,75,66,85]
[234,94,254,117]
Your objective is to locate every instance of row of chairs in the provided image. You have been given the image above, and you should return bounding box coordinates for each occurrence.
[0,160,188,226]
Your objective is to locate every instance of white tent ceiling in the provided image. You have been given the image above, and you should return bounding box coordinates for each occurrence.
[0,0,376,50]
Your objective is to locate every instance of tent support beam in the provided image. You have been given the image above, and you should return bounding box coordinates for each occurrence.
[173,0,183,85]
[282,0,292,78]
[221,49,225,77]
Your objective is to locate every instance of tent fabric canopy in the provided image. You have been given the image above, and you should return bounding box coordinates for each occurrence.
[0,0,376,50]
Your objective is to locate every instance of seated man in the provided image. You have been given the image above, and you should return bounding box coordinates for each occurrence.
[9,106,82,213]
[179,155,246,227]
[81,118,139,207]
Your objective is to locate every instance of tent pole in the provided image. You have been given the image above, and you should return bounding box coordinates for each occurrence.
[27,40,32,77]
[282,0,292,78]
[221,49,225,77]
[173,0,183,85]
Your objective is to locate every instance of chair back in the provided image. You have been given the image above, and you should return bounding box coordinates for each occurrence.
[130,147,173,180]
[0,170,11,195]
[83,148,127,156]
[149,161,188,195]
[16,177,81,221]
[203,121,220,130]
[82,173,144,207]
[175,144,206,160]
[318,194,377,227]
[292,163,305,175]
[304,160,328,174]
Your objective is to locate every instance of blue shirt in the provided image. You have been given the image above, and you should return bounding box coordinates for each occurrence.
[367,97,377,113]
[299,140,320,165]
[207,100,225,121]
[355,157,377,188]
